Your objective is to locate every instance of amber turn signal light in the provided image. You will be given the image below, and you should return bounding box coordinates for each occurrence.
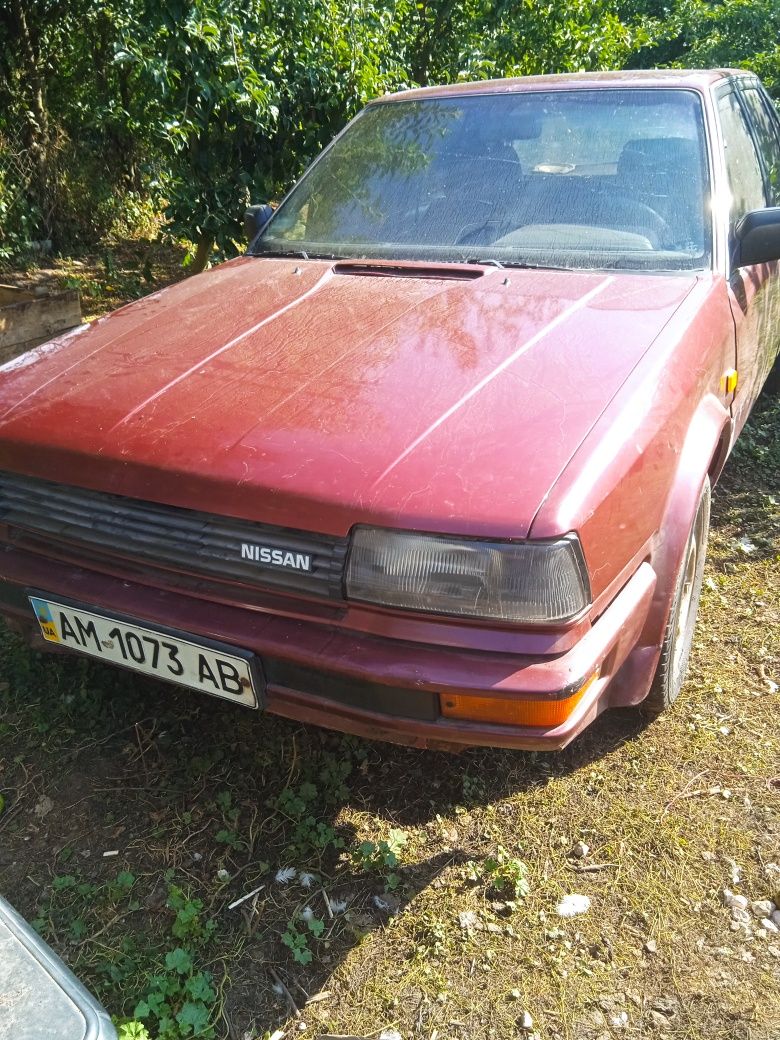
[440,670,600,728]
[720,369,738,394]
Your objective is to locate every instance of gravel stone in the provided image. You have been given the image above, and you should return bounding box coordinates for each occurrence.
[459,910,480,931]
[648,1010,671,1029]
[723,889,748,911]
[731,907,752,927]
[750,899,776,918]
[33,795,54,819]
[556,893,591,917]
[649,996,679,1016]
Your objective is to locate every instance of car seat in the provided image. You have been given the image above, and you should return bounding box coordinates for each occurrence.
[615,137,707,252]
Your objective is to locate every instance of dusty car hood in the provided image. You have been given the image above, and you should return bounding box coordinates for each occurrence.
[0,256,696,538]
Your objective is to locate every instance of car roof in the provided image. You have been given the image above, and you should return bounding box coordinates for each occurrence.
[373,68,751,104]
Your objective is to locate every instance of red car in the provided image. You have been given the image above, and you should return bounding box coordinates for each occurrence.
[1,70,779,750]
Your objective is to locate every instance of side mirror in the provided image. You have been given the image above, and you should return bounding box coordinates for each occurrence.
[733,206,780,267]
[244,203,274,243]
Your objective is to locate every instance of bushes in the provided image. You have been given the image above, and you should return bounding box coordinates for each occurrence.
[0,0,777,264]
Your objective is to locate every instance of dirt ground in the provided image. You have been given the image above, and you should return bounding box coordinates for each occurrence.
[0,251,778,1040]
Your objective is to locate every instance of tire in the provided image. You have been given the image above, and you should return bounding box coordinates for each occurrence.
[642,476,711,716]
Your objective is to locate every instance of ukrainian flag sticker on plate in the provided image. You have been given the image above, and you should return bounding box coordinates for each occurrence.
[29,597,60,642]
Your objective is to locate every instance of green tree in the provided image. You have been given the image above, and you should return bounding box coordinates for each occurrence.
[2,0,778,264]
[625,0,780,98]
[114,0,414,269]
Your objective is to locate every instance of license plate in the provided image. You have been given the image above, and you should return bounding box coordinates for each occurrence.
[28,595,261,708]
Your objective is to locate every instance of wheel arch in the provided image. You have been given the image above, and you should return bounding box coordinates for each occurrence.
[641,392,731,651]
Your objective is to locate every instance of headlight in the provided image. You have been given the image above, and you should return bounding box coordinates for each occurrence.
[345,528,590,623]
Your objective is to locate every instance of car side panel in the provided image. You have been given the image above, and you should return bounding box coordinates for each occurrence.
[529,276,735,629]
[718,82,780,430]
[728,264,780,432]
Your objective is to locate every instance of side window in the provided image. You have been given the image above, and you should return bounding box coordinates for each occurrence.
[738,87,780,205]
[717,90,766,220]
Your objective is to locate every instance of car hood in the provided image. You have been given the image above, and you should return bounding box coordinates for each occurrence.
[0,256,696,538]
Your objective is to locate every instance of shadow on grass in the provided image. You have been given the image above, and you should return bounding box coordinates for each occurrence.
[0,620,648,1037]
[708,386,780,566]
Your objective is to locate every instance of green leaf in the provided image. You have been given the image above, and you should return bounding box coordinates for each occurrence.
[165,947,193,974]
[176,1000,210,1035]
[53,874,77,890]
[69,918,87,940]
[306,916,325,937]
[148,975,177,999]
[185,973,215,1002]
[116,1022,151,1040]
[157,1015,175,1036]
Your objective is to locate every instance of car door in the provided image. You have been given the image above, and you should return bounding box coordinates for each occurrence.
[716,82,780,435]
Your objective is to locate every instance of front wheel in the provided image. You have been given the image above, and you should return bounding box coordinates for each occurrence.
[642,476,711,716]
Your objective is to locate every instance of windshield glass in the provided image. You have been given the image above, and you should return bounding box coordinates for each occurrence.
[252,88,712,271]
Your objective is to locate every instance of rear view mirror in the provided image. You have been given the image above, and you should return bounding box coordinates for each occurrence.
[733,206,780,267]
[244,203,274,243]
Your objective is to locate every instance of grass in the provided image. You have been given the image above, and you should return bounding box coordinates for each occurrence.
[0,256,778,1040]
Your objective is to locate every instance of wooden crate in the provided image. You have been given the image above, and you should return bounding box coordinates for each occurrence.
[0,285,82,365]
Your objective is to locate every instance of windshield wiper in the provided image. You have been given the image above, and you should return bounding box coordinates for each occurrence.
[503,260,578,272]
[463,257,577,272]
[252,249,356,262]
[251,248,310,259]
[463,257,505,269]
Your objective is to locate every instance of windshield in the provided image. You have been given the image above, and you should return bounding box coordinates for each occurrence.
[252,88,712,272]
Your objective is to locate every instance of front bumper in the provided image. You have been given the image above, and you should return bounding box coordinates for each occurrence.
[0,545,657,750]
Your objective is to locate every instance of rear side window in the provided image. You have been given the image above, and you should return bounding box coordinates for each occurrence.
[718,91,766,220]
[738,86,780,204]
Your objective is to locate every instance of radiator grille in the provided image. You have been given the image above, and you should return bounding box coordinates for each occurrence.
[0,471,347,600]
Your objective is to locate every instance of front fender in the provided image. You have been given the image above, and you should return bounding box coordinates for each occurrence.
[607,394,730,708]
[640,392,731,650]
